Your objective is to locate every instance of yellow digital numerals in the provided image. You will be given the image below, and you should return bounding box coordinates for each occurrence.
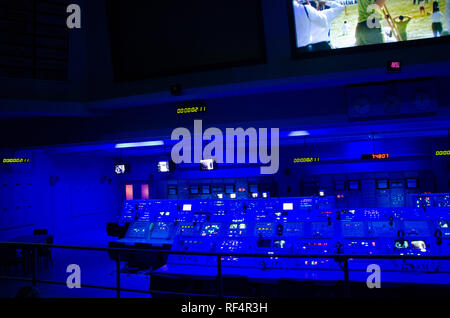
[435,150,450,156]
[2,158,30,163]
[176,105,207,114]
[293,157,319,163]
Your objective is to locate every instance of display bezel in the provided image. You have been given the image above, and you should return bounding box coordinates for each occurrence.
[286,0,450,60]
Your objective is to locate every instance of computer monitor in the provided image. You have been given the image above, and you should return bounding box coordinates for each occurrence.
[114,163,129,174]
[200,159,217,170]
[158,160,175,172]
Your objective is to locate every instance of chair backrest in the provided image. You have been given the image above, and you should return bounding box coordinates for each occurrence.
[107,241,129,261]
[106,222,120,237]
[45,235,54,245]
[33,229,48,235]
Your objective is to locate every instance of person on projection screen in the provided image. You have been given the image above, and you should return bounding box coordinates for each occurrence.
[293,0,344,52]
[356,0,386,46]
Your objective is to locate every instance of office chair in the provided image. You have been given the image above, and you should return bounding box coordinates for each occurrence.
[33,229,48,235]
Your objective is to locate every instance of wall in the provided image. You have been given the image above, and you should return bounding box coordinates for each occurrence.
[115,136,448,207]
[0,150,120,240]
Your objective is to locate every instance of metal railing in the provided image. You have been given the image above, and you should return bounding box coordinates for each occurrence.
[1,241,450,298]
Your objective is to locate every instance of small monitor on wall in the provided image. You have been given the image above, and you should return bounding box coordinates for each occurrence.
[407,178,418,188]
[225,185,235,194]
[200,159,217,171]
[158,160,175,172]
[376,179,389,190]
[158,161,170,172]
[183,204,192,211]
[283,203,293,211]
[189,185,199,194]
[249,184,259,193]
[115,163,129,174]
[168,186,177,195]
[335,181,345,191]
[348,180,360,190]
[201,185,211,194]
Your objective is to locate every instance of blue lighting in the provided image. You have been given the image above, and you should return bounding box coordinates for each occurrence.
[288,130,310,137]
[115,140,164,148]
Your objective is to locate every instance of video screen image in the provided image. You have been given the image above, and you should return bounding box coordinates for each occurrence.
[291,0,449,53]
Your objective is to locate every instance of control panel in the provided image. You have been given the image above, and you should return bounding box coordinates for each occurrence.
[114,196,450,273]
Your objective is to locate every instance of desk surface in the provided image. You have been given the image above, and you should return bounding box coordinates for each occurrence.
[154,264,450,285]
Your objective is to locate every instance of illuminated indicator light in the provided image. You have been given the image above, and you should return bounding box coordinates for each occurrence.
[387,61,401,72]
[125,184,133,201]
[289,131,310,137]
[141,184,149,200]
[115,140,164,149]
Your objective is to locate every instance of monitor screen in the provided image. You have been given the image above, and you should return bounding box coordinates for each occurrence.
[182,204,192,211]
[411,240,427,250]
[106,0,266,81]
[114,163,129,174]
[225,185,235,194]
[288,0,450,56]
[168,186,177,195]
[348,180,360,190]
[407,178,418,188]
[394,239,409,249]
[200,159,216,171]
[249,184,259,193]
[201,185,211,194]
[376,179,389,189]
[335,181,345,190]
[158,161,170,172]
[283,203,294,210]
[273,240,286,248]
[189,186,199,194]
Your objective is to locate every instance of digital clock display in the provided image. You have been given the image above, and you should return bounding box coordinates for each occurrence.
[435,150,450,156]
[293,157,319,163]
[361,154,389,160]
[387,61,401,72]
[176,104,207,115]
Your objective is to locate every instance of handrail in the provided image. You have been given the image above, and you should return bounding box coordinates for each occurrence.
[1,241,450,260]
[1,241,450,299]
